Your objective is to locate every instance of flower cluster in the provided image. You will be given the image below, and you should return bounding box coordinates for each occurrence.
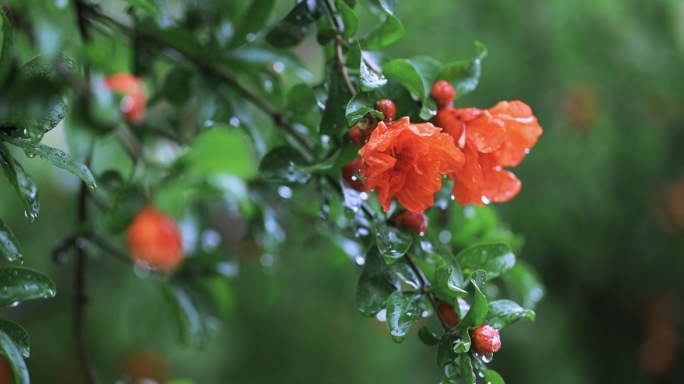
[343,81,542,227]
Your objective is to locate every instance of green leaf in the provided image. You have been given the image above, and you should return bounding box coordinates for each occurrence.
[0,331,28,384]
[460,353,475,384]
[258,146,311,184]
[505,260,544,309]
[163,282,207,348]
[486,299,535,329]
[453,329,471,353]
[363,11,404,50]
[481,369,505,384]
[385,291,422,342]
[434,265,467,295]
[21,53,75,83]
[0,320,29,358]
[0,267,56,307]
[336,0,358,38]
[345,92,384,126]
[163,66,193,106]
[0,143,39,223]
[29,99,67,136]
[458,273,488,329]
[5,138,97,190]
[356,247,400,317]
[359,53,387,91]
[456,242,515,280]
[228,0,276,48]
[285,83,318,117]
[388,258,421,290]
[320,61,354,138]
[375,220,412,264]
[418,325,440,346]
[437,333,457,366]
[437,41,487,98]
[0,218,22,263]
[122,0,162,18]
[382,57,441,119]
[177,127,256,178]
[266,1,322,48]
[0,8,14,84]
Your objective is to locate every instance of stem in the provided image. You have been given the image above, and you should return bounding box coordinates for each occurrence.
[404,253,452,331]
[323,0,357,96]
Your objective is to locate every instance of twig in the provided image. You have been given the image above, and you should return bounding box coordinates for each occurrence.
[404,253,452,331]
[87,232,132,265]
[323,0,357,96]
[361,51,383,75]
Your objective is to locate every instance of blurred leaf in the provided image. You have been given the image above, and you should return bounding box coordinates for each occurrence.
[286,83,317,117]
[345,92,384,126]
[458,273,488,329]
[0,319,29,358]
[164,282,207,348]
[356,247,400,317]
[5,138,97,190]
[229,45,313,82]
[29,99,67,136]
[375,220,412,264]
[336,0,358,38]
[21,53,75,83]
[122,0,162,18]
[177,127,256,178]
[258,146,311,184]
[437,41,487,97]
[481,369,505,384]
[0,8,13,84]
[460,353,475,384]
[486,299,535,329]
[0,266,56,307]
[437,333,457,366]
[0,143,39,223]
[385,291,422,342]
[266,1,322,48]
[152,27,204,59]
[0,218,22,263]
[456,242,515,280]
[418,325,440,346]
[163,66,193,105]
[363,10,404,50]
[228,0,275,48]
[0,331,28,384]
[321,62,354,138]
[382,56,441,119]
[505,260,544,309]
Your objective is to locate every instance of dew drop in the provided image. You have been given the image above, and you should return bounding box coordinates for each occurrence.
[438,230,451,244]
[355,255,365,265]
[481,353,494,363]
[524,148,530,155]
[133,260,151,278]
[229,117,240,127]
[478,372,485,378]
[359,192,368,200]
[375,309,387,322]
[272,61,285,73]
[277,185,292,199]
[481,196,491,205]
[203,120,215,127]
[8,301,20,308]
[245,33,256,42]
[201,230,221,251]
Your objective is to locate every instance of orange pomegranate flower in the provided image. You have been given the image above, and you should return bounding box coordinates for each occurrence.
[434,97,542,205]
[359,117,464,213]
[105,73,146,123]
[126,206,183,273]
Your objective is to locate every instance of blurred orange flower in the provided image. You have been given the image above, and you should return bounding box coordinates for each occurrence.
[359,117,464,213]
[105,73,146,123]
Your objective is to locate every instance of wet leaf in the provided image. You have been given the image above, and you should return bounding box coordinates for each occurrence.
[0,331,28,384]
[0,143,39,223]
[177,127,256,178]
[437,333,457,366]
[0,8,14,85]
[375,220,412,264]
[385,291,422,342]
[258,146,311,184]
[0,217,22,263]
[5,138,96,190]
[163,282,208,348]
[266,1,322,48]
[453,328,471,353]
[481,369,505,384]
[356,247,400,317]
[345,92,385,126]
[486,299,535,329]
[458,272,488,329]
[382,56,441,119]
[456,242,515,280]
[321,61,354,138]
[363,10,404,50]
[388,258,421,290]
[437,41,487,98]
[0,266,56,307]
[0,319,30,358]
[336,0,358,38]
[460,353,475,384]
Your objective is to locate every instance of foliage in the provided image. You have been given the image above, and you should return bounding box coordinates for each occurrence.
[0,0,546,383]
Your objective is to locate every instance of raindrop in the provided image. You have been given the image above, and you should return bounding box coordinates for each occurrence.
[8,301,19,308]
[321,135,331,145]
[260,253,274,267]
[245,33,256,42]
[203,120,215,127]
[524,148,530,155]
[375,309,387,322]
[24,150,36,159]
[481,196,491,205]
[272,61,285,73]
[438,230,451,244]
[217,262,238,277]
[481,353,494,363]
[229,117,240,127]
[133,260,151,278]
[356,227,369,237]
[450,194,455,201]
[264,80,273,92]
[478,372,485,378]
[201,230,221,251]
[464,205,475,218]
[359,192,368,200]
[277,186,293,199]
[355,255,365,265]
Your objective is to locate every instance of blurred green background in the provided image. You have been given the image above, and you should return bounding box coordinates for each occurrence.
[2,0,684,383]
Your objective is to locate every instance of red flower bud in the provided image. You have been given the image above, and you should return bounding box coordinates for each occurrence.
[348,125,370,146]
[342,158,367,192]
[105,73,146,123]
[376,99,397,121]
[470,325,502,354]
[437,301,460,328]
[126,206,183,273]
[390,211,428,234]
[430,80,456,108]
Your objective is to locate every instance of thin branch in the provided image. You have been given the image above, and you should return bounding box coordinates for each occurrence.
[86,8,315,153]
[87,232,132,265]
[323,0,357,96]
[361,51,383,75]
[404,253,452,332]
